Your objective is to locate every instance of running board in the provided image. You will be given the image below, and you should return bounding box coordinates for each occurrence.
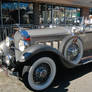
[80,56,92,65]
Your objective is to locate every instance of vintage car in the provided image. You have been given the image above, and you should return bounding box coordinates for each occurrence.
[0,18,92,91]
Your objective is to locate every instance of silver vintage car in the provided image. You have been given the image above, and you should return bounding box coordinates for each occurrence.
[0,17,92,91]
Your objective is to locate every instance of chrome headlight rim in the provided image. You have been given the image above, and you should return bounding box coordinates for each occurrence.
[6,37,10,47]
[19,40,29,52]
[0,48,3,56]
[5,37,14,47]
[19,40,25,52]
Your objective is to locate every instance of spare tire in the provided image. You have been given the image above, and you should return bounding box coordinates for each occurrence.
[59,36,83,65]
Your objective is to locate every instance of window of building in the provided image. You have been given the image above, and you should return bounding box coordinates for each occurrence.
[1,1,33,25]
[40,4,65,25]
[0,1,1,25]
[1,1,80,26]
[2,1,19,25]
[53,6,65,25]
[19,2,33,24]
[40,4,80,25]
[47,5,52,24]
[40,4,48,24]
[90,8,92,15]
[65,7,80,25]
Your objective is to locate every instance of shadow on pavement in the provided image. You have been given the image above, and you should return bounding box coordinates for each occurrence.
[43,63,92,92]
[23,63,92,92]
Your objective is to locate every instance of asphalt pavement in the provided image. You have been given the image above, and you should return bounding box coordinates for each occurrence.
[0,63,92,92]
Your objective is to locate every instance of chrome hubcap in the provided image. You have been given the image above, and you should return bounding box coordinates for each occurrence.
[67,44,80,61]
[33,63,51,84]
[35,67,48,78]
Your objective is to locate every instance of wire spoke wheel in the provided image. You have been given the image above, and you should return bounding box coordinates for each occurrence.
[27,57,56,91]
[64,38,83,64]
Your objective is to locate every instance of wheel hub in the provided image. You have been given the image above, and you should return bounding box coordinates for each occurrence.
[40,69,47,78]
[35,67,48,79]
[67,44,79,60]
[68,47,78,56]
[33,63,51,84]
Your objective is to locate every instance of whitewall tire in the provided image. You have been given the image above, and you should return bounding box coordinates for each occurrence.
[62,38,83,65]
[27,57,56,91]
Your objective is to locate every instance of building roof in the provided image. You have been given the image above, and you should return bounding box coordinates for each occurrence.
[34,0,92,8]
[4,0,92,8]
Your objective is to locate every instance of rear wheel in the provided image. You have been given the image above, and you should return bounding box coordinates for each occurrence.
[23,56,56,91]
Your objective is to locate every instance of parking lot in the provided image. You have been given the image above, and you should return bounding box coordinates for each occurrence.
[0,63,92,92]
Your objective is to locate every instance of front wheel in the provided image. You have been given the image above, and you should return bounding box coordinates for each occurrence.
[23,57,56,91]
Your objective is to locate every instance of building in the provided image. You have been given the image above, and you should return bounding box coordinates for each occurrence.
[0,0,92,26]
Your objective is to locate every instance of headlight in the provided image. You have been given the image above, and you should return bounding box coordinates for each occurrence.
[0,48,3,56]
[6,37,14,47]
[19,40,29,52]
[6,37,10,47]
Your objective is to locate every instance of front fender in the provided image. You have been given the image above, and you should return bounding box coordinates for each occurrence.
[18,44,61,62]
[18,44,78,68]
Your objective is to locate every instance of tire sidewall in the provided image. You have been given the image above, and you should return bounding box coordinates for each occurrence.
[27,57,56,91]
[63,38,83,64]
[60,37,83,65]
